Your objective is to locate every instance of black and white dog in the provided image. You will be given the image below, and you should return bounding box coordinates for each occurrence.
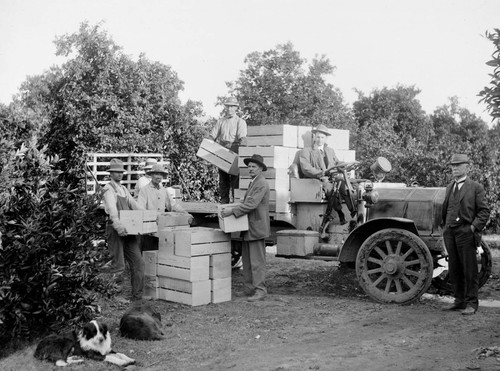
[35,320,134,367]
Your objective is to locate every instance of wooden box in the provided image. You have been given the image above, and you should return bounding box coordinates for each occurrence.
[174,227,232,257]
[144,275,159,299]
[158,277,211,306]
[276,230,320,256]
[157,254,209,282]
[243,124,298,147]
[143,251,158,276]
[209,253,231,279]
[196,138,239,176]
[290,178,323,203]
[211,277,232,304]
[119,210,158,234]
[239,146,297,169]
[158,212,191,228]
[157,226,191,257]
[297,126,350,150]
[217,205,249,233]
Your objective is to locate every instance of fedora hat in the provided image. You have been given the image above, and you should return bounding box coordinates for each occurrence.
[147,163,168,175]
[144,158,158,171]
[312,124,331,136]
[243,154,267,171]
[449,154,470,165]
[107,158,126,173]
[224,97,239,106]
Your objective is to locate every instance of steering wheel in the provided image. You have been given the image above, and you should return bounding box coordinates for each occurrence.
[326,160,360,174]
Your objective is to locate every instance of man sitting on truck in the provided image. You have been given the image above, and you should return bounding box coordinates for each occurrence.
[296,124,352,225]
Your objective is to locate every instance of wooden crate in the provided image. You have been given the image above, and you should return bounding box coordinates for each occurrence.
[334,149,356,162]
[209,253,231,279]
[157,212,191,228]
[119,210,158,234]
[218,205,249,233]
[276,230,320,256]
[173,227,231,257]
[239,174,289,191]
[233,189,291,213]
[196,138,239,176]
[144,275,159,299]
[143,251,158,276]
[157,226,191,257]
[297,126,350,150]
[290,178,323,203]
[239,146,297,168]
[211,277,231,304]
[157,254,209,282]
[243,124,298,147]
[158,277,211,306]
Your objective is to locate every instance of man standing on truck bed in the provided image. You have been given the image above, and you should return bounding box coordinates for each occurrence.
[210,96,247,204]
[102,158,145,302]
[442,154,489,315]
[221,154,270,302]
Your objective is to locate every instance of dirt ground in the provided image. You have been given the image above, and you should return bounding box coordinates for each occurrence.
[2,248,500,371]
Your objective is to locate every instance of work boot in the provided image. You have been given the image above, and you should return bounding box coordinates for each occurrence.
[234,289,254,298]
[247,291,266,302]
[442,303,466,311]
[461,306,477,315]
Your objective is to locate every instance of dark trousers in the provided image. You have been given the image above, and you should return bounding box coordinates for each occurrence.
[242,239,267,294]
[106,225,145,300]
[443,224,479,309]
[218,169,239,204]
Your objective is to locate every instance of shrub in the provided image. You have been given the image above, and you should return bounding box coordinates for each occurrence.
[0,140,108,350]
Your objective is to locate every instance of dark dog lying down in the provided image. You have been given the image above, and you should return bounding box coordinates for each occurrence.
[34,320,134,367]
[120,302,166,340]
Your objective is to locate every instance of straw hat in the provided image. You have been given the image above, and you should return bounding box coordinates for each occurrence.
[449,154,470,165]
[224,97,239,106]
[144,158,158,171]
[147,163,168,175]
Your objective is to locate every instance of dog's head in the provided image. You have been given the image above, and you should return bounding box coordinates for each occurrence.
[78,320,112,356]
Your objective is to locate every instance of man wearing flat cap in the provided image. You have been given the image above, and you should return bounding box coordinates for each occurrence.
[210,97,247,204]
[221,154,270,302]
[298,124,351,224]
[102,158,145,302]
[442,154,489,315]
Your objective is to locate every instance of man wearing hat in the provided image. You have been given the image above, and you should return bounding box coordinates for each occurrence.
[442,154,489,315]
[210,96,247,204]
[134,158,157,199]
[137,163,193,251]
[137,163,192,216]
[221,154,270,301]
[298,124,350,225]
[102,158,145,302]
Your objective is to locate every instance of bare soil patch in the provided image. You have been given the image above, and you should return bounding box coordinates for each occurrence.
[2,249,500,371]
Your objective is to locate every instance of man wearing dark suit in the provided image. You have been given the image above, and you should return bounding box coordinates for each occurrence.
[442,154,490,315]
[221,154,270,301]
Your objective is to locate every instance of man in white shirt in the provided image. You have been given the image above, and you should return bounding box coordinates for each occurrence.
[210,97,247,203]
[134,158,157,199]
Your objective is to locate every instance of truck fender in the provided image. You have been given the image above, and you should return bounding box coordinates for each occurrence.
[339,217,420,264]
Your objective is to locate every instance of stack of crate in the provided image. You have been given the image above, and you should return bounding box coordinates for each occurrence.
[237,124,354,216]
[143,225,232,306]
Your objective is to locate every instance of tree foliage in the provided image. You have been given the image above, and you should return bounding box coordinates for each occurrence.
[479,28,500,122]
[225,42,355,130]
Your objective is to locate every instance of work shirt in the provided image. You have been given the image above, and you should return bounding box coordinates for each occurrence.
[210,114,247,150]
[137,182,186,213]
[134,175,151,199]
[103,180,141,226]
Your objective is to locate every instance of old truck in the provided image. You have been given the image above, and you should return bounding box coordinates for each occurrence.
[86,126,492,305]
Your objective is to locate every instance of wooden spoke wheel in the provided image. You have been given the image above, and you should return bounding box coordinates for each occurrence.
[432,241,492,294]
[356,228,433,304]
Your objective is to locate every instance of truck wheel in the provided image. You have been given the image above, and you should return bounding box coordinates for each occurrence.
[432,241,492,294]
[356,228,433,304]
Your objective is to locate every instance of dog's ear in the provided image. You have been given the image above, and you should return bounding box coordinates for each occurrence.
[100,323,109,335]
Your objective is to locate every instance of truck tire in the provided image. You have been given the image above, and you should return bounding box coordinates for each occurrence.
[432,240,492,294]
[356,228,433,304]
